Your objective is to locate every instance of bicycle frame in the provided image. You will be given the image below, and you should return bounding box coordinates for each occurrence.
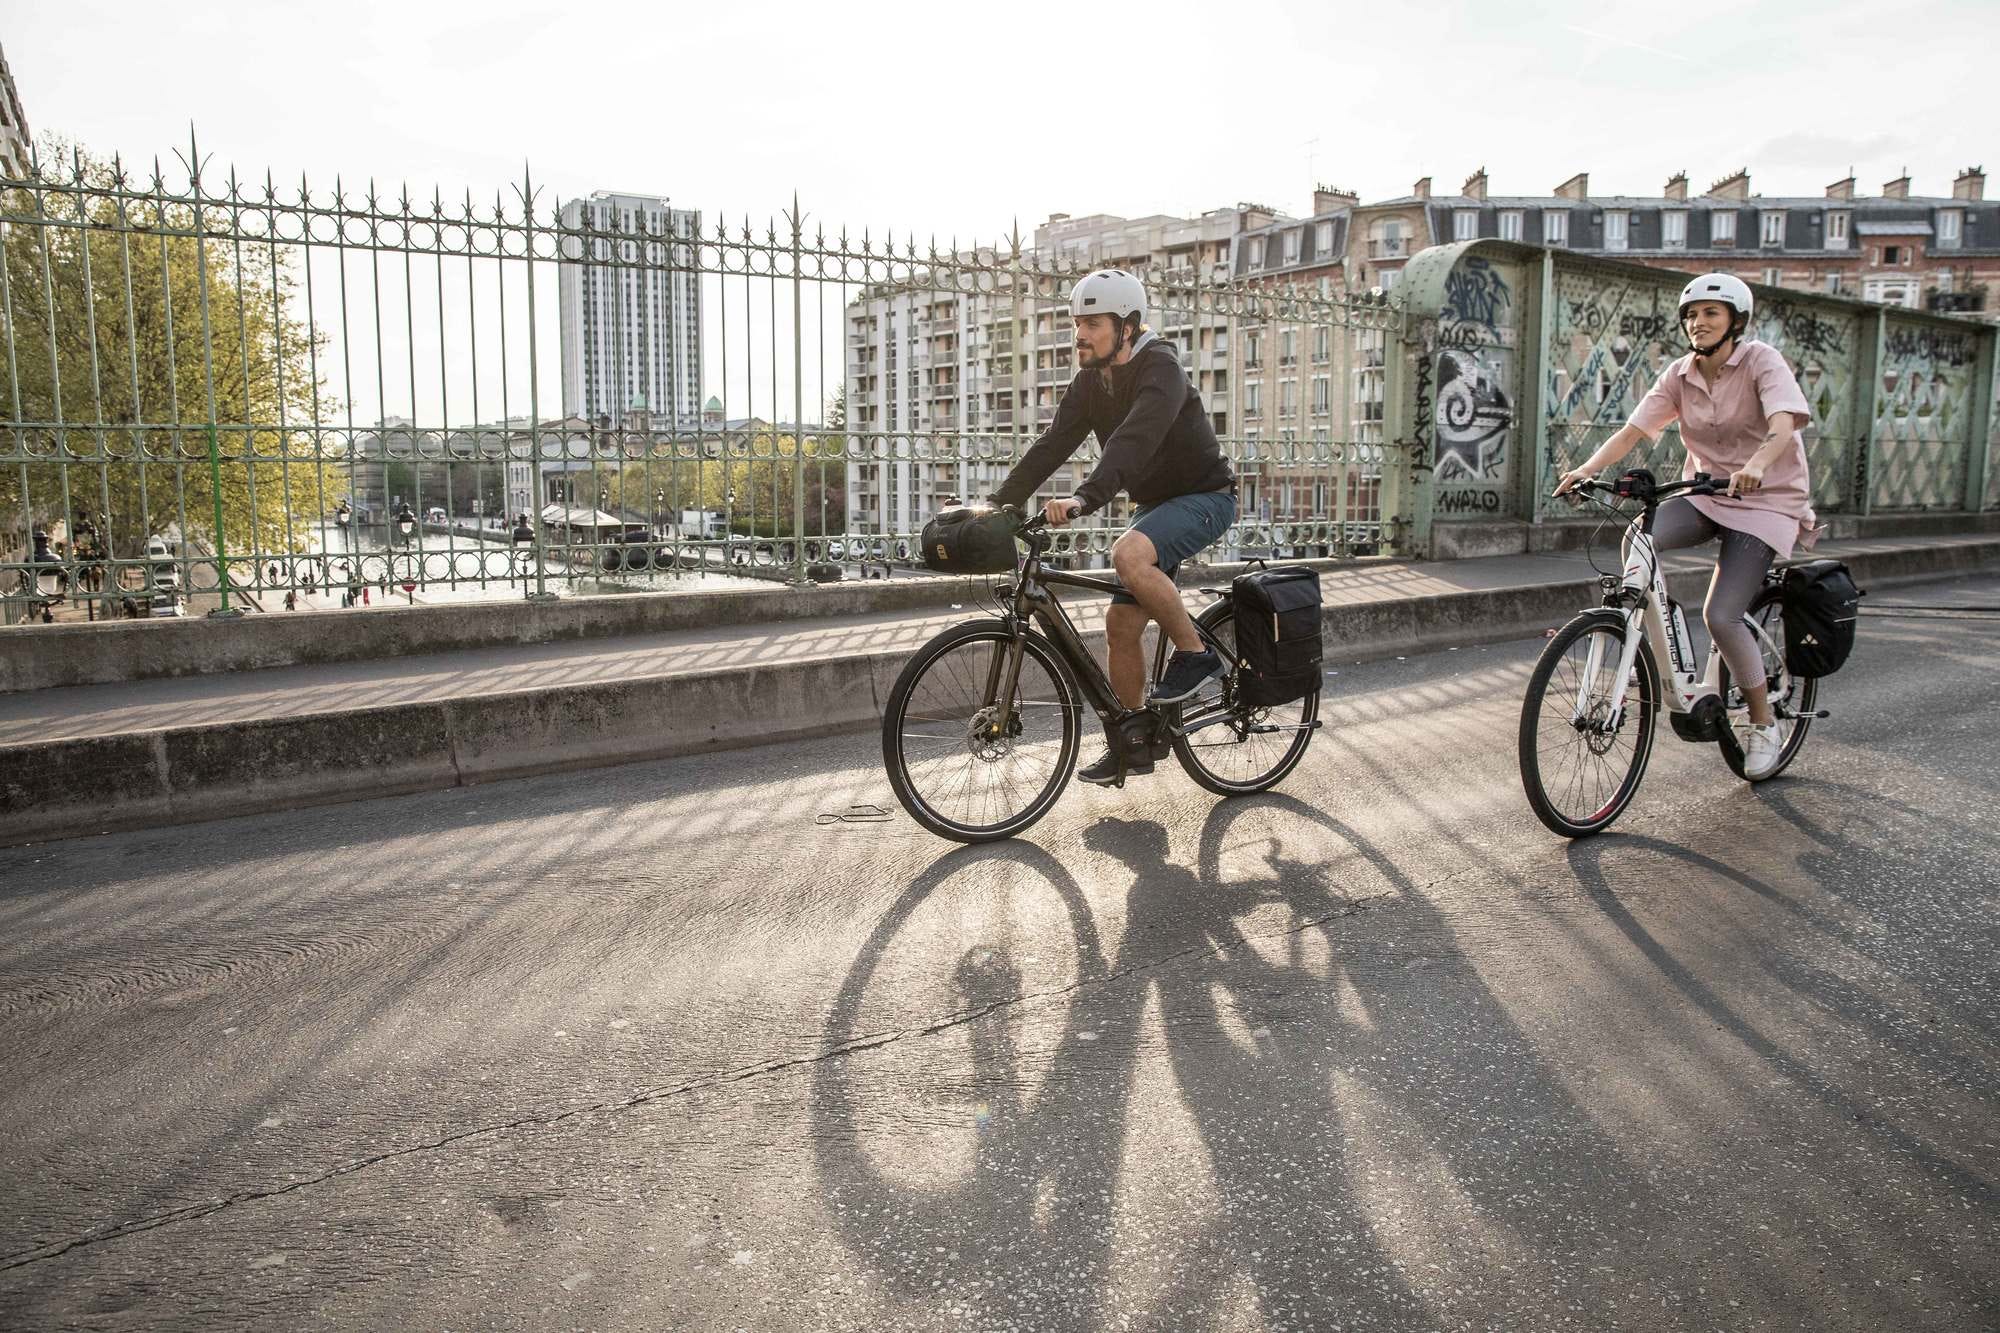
[1584,508,1786,731]
[985,530,1246,745]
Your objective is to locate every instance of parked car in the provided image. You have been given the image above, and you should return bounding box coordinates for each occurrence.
[144,535,181,590]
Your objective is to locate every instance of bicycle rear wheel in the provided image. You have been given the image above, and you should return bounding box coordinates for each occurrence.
[882,621,1083,842]
[1519,611,1659,837]
[1716,586,1817,782]
[1169,601,1319,796]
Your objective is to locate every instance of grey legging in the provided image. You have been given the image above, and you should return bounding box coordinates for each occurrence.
[1629,497,1775,687]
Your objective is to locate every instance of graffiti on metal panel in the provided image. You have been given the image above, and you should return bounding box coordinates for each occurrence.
[1433,349,1513,483]
[1412,348,1434,468]
[1872,319,1977,509]
[1432,257,1518,494]
[1442,257,1511,337]
[1762,301,1848,357]
[1883,326,1976,369]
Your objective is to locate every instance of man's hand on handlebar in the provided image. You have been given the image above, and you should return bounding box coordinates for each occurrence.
[1042,497,1082,528]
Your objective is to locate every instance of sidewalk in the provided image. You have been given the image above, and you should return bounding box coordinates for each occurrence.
[3,532,1996,845]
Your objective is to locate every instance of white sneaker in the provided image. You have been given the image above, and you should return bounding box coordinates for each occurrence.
[1741,723,1785,780]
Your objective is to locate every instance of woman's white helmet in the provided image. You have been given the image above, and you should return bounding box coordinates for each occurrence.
[1069,268,1147,324]
[1677,272,1754,353]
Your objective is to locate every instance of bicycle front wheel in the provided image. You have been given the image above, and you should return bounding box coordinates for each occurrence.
[882,621,1083,842]
[1519,611,1659,837]
[1716,586,1817,782]
[1170,600,1319,796]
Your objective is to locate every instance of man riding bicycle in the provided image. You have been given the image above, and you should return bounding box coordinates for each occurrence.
[985,268,1237,786]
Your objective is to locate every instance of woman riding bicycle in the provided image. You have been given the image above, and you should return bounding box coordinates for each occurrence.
[1553,273,1814,780]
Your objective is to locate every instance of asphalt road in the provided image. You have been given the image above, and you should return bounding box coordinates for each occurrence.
[2,575,1996,1332]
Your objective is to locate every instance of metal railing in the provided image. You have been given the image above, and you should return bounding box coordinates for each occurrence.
[1,138,1408,620]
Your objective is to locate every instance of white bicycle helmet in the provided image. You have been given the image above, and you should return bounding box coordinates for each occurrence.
[1068,268,1147,324]
[1677,272,1753,354]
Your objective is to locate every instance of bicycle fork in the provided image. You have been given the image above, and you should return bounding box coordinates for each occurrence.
[1574,612,1646,734]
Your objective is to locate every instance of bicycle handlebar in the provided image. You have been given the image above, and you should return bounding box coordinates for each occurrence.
[1560,470,1728,505]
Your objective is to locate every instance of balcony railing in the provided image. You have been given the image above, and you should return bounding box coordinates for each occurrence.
[1367,238,1407,259]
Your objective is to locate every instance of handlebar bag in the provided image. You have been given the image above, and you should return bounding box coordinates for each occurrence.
[1230,565,1324,708]
[1781,559,1862,678]
[920,508,1020,574]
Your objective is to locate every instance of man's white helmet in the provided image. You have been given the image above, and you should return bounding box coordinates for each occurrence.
[1069,268,1147,324]
[1677,272,1753,322]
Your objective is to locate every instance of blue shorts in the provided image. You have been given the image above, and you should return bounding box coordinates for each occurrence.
[1109,489,1236,605]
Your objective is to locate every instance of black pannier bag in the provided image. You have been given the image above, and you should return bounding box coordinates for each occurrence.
[1781,558,1862,678]
[920,507,1020,574]
[1230,566,1324,708]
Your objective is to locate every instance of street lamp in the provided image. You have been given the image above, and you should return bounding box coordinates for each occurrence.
[395,501,416,545]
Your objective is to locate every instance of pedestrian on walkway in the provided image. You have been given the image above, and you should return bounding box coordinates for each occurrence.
[284,589,297,611]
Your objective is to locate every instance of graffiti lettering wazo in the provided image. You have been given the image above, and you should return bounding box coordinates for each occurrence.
[1433,349,1514,482]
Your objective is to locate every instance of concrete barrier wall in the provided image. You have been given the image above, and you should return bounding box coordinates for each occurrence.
[0,554,1353,695]
[6,536,1994,848]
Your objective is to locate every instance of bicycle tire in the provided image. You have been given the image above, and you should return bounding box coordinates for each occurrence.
[1519,610,1660,838]
[882,621,1083,842]
[1715,586,1817,782]
[1170,600,1319,796]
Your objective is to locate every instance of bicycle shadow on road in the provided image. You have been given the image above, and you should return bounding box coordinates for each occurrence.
[808,797,1661,1331]
[1562,832,1998,1316]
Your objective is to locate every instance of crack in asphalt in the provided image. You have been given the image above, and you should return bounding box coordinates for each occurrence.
[1,891,1399,1271]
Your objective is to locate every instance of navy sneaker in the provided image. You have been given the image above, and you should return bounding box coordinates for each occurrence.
[1149,648,1226,705]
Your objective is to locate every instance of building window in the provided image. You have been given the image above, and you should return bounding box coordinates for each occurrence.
[1605,211,1628,251]
[1244,331,1260,368]
[1245,383,1262,415]
[1313,325,1330,363]
[1663,210,1687,249]
[1248,237,1265,268]
[1762,267,1782,285]
[1280,381,1298,416]
[1761,211,1786,246]
[1279,330,1296,366]
[1825,210,1849,250]
[1711,211,1737,246]
[1883,245,1901,265]
[1938,209,1963,248]
[1380,267,1402,290]
[1283,229,1301,264]
[1498,210,1522,241]
[1311,376,1330,413]
[1543,210,1569,247]
[1453,210,1478,242]
[1315,220,1334,253]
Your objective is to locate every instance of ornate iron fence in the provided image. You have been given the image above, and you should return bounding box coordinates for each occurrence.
[0,140,1404,621]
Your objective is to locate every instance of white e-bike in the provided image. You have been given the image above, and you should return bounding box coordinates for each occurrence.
[1518,469,1825,838]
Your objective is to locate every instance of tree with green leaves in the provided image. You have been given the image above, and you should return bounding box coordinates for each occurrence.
[1,139,340,565]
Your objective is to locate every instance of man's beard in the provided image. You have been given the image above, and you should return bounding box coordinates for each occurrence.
[1075,344,1103,368]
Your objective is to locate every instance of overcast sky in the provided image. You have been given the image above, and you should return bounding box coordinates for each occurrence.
[14,0,1998,238]
[8,0,1996,428]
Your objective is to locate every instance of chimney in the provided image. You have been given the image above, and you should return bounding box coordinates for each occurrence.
[1825,172,1855,201]
[1882,170,1910,200]
[1954,166,1986,201]
[1413,176,1432,199]
[1312,184,1358,214]
[1554,172,1589,201]
[1706,169,1750,201]
[1663,172,1688,202]
[1463,167,1488,201]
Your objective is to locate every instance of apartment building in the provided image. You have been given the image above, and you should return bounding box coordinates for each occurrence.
[0,44,30,180]
[557,192,704,430]
[843,205,1272,538]
[1395,166,1997,318]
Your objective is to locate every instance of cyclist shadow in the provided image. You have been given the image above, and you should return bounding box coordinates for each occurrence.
[1561,834,1997,1229]
[810,800,1649,1330]
[808,839,1141,1329]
